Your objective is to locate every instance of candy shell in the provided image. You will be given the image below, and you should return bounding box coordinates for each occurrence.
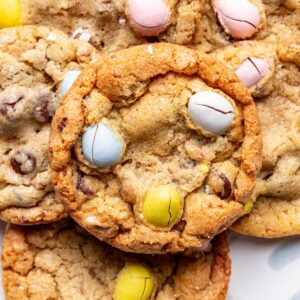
[115,264,154,300]
[60,71,82,97]
[127,0,170,36]
[188,91,234,135]
[82,121,125,168]
[215,0,260,39]
[0,0,21,29]
[143,185,181,227]
[235,57,269,88]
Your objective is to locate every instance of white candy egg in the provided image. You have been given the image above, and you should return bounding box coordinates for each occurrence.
[188,91,234,135]
[82,121,125,168]
[60,71,82,97]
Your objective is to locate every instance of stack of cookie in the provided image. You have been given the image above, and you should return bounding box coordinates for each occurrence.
[0,0,299,299]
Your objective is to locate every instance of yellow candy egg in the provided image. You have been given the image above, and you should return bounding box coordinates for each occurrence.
[142,184,181,227]
[114,264,154,300]
[0,0,21,29]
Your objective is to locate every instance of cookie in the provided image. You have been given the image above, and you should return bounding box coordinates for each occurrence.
[49,43,262,254]
[194,0,300,53]
[0,25,100,224]
[233,197,300,237]
[2,220,231,300]
[213,41,300,237]
[14,0,205,52]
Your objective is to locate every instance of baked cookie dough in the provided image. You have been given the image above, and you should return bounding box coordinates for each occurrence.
[194,0,300,53]
[49,43,261,253]
[0,26,100,224]
[12,0,205,52]
[213,41,300,237]
[2,220,231,300]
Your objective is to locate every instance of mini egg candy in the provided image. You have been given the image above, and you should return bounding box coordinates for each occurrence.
[215,0,260,39]
[235,57,269,88]
[127,0,170,36]
[188,91,234,135]
[0,0,21,28]
[143,185,181,227]
[60,70,82,97]
[82,121,125,168]
[115,264,154,300]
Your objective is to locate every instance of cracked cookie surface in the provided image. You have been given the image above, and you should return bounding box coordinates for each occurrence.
[21,0,205,52]
[0,25,100,224]
[2,220,231,300]
[49,43,261,253]
[213,41,300,237]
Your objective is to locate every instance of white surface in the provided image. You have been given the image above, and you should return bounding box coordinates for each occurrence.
[228,233,300,300]
[0,222,299,300]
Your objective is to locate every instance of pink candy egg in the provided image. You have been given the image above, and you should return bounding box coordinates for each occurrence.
[127,0,170,36]
[235,57,269,88]
[216,0,261,39]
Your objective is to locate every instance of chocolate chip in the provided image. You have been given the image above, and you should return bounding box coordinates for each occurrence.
[217,173,232,199]
[0,95,24,117]
[32,91,57,123]
[10,151,36,175]
[120,159,133,166]
[174,220,186,232]
[58,117,68,131]
[73,32,82,39]
[75,171,94,196]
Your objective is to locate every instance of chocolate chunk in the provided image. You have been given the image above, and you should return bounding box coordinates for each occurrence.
[32,91,57,123]
[75,171,94,196]
[10,151,36,175]
[58,117,68,132]
[217,173,232,199]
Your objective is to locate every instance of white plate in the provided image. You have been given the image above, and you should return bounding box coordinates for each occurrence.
[0,221,299,300]
[228,233,300,300]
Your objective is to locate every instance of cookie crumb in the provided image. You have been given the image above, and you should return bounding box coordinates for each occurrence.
[119,18,126,26]
[147,45,154,55]
[46,32,57,42]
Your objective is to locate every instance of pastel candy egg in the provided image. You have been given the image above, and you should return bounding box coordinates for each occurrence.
[60,71,82,97]
[115,264,154,300]
[82,121,125,168]
[127,0,170,36]
[143,185,181,227]
[215,0,260,39]
[235,57,269,88]
[0,0,21,28]
[188,91,234,135]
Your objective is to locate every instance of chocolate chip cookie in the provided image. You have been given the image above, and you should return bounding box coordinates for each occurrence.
[213,41,300,237]
[49,43,262,253]
[0,25,100,224]
[18,0,205,52]
[2,220,231,300]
